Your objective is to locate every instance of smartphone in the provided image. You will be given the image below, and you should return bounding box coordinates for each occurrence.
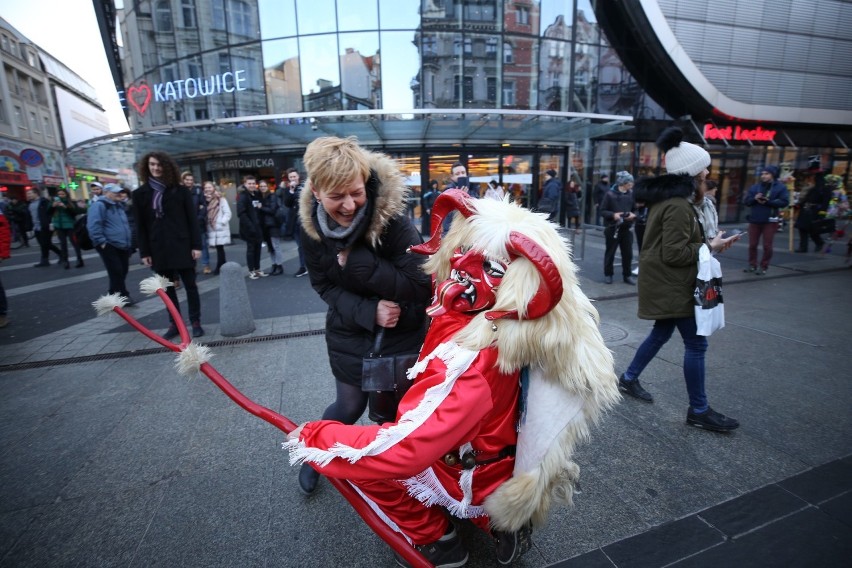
[726,229,743,237]
[456,176,469,188]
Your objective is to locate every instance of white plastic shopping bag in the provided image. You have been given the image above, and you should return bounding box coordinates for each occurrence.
[694,244,725,336]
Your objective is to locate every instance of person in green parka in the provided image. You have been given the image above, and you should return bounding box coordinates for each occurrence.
[49,188,85,269]
[617,127,741,433]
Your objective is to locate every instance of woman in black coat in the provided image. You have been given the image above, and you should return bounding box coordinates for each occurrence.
[133,151,204,339]
[295,136,431,494]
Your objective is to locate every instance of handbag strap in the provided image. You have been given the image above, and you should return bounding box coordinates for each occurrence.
[370,327,386,356]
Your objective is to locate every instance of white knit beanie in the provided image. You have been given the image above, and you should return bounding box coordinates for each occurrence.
[656,127,710,176]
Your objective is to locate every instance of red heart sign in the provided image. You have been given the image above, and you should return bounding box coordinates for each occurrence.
[128,83,152,115]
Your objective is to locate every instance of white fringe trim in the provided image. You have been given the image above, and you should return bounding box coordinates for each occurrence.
[348,481,413,545]
[91,293,128,317]
[284,342,477,468]
[140,275,172,296]
[402,466,487,519]
[174,342,212,376]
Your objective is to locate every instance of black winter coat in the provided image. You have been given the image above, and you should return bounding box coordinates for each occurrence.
[133,182,202,271]
[236,188,263,242]
[299,154,431,387]
[259,192,282,237]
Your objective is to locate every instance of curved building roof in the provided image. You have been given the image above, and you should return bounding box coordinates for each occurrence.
[597,0,852,126]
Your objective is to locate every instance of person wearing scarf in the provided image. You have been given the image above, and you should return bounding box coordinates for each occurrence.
[133,151,204,339]
[293,136,431,496]
[203,181,231,274]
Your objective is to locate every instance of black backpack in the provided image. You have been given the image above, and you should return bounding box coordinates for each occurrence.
[73,214,94,250]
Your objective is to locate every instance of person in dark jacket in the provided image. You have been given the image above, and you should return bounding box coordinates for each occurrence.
[563,177,581,230]
[794,172,832,252]
[236,175,267,279]
[540,169,561,221]
[593,174,609,226]
[26,188,62,267]
[282,167,307,276]
[295,136,431,495]
[88,184,133,302]
[743,165,789,275]
[259,179,284,275]
[134,151,204,339]
[618,127,740,433]
[600,171,636,284]
[182,172,209,274]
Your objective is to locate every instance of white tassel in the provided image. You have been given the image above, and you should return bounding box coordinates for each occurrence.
[174,342,212,376]
[91,293,128,317]
[140,275,172,296]
[403,467,487,519]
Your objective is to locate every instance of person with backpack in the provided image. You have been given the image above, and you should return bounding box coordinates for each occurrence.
[87,184,134,304]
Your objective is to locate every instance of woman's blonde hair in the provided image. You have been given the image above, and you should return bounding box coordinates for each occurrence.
[303,136,371,194]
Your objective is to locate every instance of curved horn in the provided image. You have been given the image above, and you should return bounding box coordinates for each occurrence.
[485,231,563,321]
[409,189,476,255]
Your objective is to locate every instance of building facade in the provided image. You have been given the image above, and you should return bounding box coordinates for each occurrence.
[79,0,851,224]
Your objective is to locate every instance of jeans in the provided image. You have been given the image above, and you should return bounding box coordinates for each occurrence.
[603,224,633,278]
[200,232,210,267]
[624,317,709,412]
[747,222,779,269]
[35,229,61,261]
[293,222,305,269]
[268,235,284,264]
[97,244,131,296]
[56,228,82,263]
[246,238,262,271]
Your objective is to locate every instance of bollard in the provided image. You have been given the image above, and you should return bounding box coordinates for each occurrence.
[218,261,256,337]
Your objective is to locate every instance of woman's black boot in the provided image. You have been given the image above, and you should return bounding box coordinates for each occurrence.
[298,463,320,495]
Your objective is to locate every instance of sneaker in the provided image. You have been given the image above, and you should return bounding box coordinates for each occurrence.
[493,523,533,565]
[203,266,212,274]
[248,271,260,280]
[162,324,180,341]
[394,527,468,568]
[623,276,636,285]
[191,321,205,338]
[298,464,320,496]
[686,407,739,432]
[295,267,308,278]
[631,266,639,275]
[256,270,269,277]
[755,267,767,276]
[743,265,756,273]
[604,275,613,284]
[618,374,653,403]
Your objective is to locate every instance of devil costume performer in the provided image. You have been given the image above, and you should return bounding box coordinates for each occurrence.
[285,190,620,565]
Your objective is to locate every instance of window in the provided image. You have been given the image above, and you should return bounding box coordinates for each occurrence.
[14,106,25,129]
[26,50,37,67]
[212,0,225,29]
[187,57,202,79]
[182,0,197,28]
[218,53,230,75]
[42,114,52,136]
[516,5,530,25]
[29,111,39,133]
[503,42,513,64]
[195,108,209,120]
[487,77,497,102]
[229,0,253,36]
[162,66,176,84]
[0,35,7,53]
[454,74,461,101]
[0,97,7,123]
[423,36,437,56]
[156,1,173,31]
[486,38,497,55]
[463,76,474,102]
[502,81,515,106]
[464,38,472,55]
[453,39,462,57]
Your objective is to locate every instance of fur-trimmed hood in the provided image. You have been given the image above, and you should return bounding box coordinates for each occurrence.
[299,151,409,249]
[634,173,694,207]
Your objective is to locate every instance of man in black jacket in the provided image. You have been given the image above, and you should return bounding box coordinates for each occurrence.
[26,188,62,267]
[600,171,636,284]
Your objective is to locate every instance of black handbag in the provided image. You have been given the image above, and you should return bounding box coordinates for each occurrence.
[362,327,419,424]
[811,217,836,235]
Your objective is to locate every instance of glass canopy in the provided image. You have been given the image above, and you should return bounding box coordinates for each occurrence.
[66,108,632,170]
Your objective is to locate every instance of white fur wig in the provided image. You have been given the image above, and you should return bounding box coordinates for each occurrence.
[421,196,621,531]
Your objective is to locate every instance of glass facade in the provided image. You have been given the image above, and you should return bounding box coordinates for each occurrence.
[89,0,850,225]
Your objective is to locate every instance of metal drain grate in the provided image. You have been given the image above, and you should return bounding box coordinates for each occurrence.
[0,329,327,373]
[599,322,629,343]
